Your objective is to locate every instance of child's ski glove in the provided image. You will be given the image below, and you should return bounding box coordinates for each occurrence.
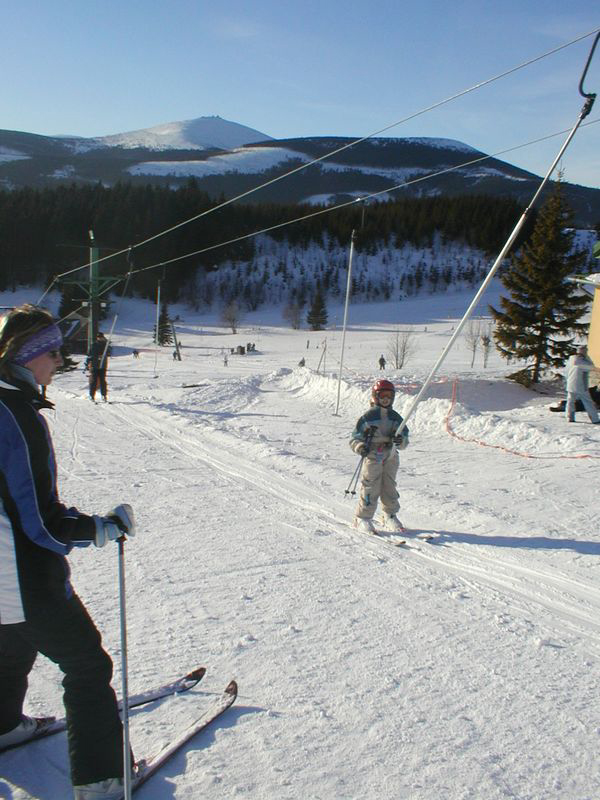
[393,431,409,450]
[93,503,136,547]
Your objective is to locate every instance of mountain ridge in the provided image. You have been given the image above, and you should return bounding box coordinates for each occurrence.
[0,116,598,226]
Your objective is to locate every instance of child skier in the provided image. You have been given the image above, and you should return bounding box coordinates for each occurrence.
[350,379,409,534]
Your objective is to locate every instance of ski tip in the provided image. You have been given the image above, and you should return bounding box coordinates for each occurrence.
[185,667,207,682]
[225,680,238,697]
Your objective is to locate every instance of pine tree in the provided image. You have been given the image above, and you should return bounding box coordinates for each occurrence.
[57,283,81,319]
[307,283,328,331]
[154,301,173,345]
[489,179,589,384]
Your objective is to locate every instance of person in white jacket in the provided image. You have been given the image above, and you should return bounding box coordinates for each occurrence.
[565,346,599,424]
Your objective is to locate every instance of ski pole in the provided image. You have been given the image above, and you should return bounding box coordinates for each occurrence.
[344,427,375,496]
[345,456,365,497]
[117,537,133,800]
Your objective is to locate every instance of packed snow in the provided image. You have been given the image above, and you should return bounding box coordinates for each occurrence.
[1,285,599,800]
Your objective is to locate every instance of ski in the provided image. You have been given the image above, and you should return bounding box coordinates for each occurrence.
[405,530,440,542]
[377,528,440,545]
[352,524,407,547]
[383,532,440,547]
[129,679,238,795]
[373,532,408,547]
[0,667,206,754]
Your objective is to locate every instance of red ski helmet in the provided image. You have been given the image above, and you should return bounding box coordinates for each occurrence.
[371,378,395,406]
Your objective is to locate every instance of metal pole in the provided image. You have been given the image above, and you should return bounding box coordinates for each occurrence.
[154,280,161,346]
[118,539,132,800]
[396,99,595,437]
[334,230,356,416]
[88,231,99,354]
[153,280,161,377]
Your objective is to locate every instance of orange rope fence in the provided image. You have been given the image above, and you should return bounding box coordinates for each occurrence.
[444,379,600,460]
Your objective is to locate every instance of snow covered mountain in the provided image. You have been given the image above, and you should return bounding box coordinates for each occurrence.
[0,116,599,225]
[96,115,272,151]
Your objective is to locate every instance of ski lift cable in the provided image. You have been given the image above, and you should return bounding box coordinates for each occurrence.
[97,248,136,368]
[122,116,599,278]
[393,31,599,438]
[98,270,133,370]
[56,303,88,325]
[43,27,599,285]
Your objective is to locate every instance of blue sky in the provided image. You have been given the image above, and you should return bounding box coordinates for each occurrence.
[3,1,600,189]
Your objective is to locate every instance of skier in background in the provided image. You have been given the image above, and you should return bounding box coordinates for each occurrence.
[86,331,110,403]
[565,345,599,424]
[378,354,386,370]
[0,304,136,800]
[350,379,409,534]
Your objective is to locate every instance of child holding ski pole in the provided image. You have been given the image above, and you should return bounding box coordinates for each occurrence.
[349,379,409,534]
[344,426,376,497]
[0,304,136,800]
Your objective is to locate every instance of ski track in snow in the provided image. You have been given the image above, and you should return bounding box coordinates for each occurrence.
[94,378,600,663]
[2,291,600,799]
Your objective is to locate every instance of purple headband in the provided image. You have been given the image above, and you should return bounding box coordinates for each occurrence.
[12,324,63,366]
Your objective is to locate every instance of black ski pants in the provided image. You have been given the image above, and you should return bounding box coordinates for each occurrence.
[0,592,124,785]
[89,368,108,400]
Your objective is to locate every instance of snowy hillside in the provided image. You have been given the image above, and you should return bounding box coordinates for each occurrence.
[127,146,309,177]
[1,286,599,800]
[97,115,272,151]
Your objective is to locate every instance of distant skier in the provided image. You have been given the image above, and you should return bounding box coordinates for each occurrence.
[565,345,599,424]
[298,357,306,367]
[0,304,136,800]
[350,379,409,534]
[223,353,228,366]
[378,354,386,370]
[132,349,139,359]
[86,331,110,403]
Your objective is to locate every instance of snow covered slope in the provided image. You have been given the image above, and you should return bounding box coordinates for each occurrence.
[1,288,599,799]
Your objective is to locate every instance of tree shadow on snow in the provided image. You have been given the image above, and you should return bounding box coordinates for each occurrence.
[432,530,600,555]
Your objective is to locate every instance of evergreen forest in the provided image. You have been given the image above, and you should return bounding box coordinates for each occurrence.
[0,180,555,312]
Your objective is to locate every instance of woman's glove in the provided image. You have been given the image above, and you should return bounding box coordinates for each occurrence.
[93,503,136,547]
